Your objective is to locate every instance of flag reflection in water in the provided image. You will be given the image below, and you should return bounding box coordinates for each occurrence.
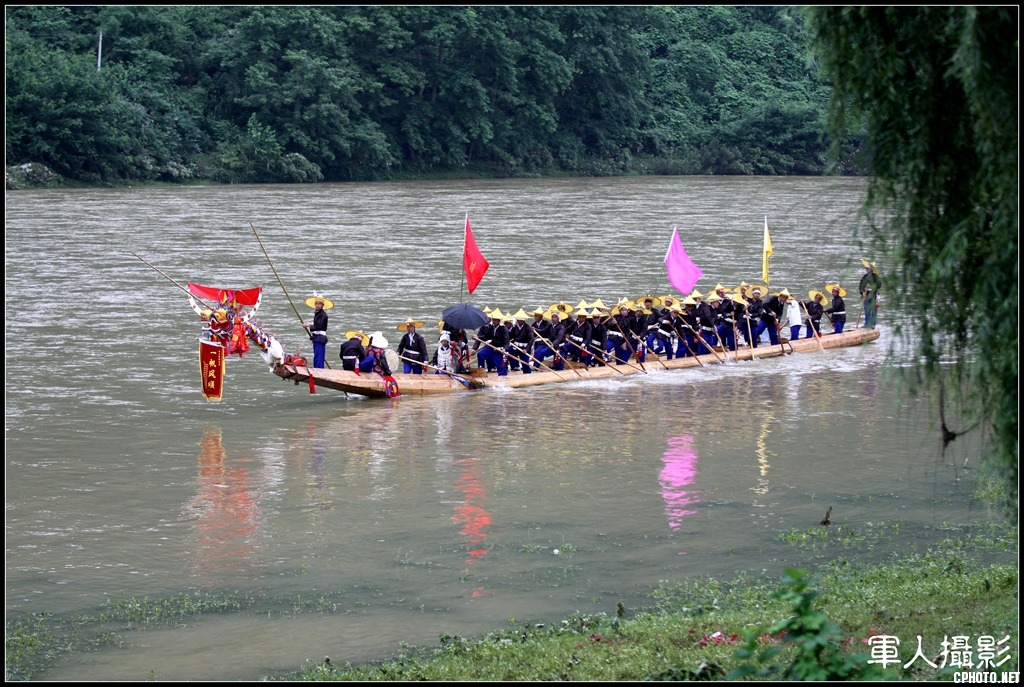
[181,425,262,583]
[659,435,701,552]
[452,457,493,598]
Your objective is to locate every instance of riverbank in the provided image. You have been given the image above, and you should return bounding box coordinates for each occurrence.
[4,155,765,191]
[6,522,1016,681]
[275,545,1018,681]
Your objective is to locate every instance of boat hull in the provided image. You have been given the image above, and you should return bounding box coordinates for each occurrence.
[272,328,880,398]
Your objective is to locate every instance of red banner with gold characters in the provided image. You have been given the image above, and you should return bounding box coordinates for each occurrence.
[199,340,226,402]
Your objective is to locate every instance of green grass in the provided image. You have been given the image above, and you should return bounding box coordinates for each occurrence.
[275,550,1016,681]
[6,523,1017,681]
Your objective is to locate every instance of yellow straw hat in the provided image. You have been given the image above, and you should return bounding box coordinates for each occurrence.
[746,284,768,299]
[345,330,370,346]
[826,283,848,297]
[548,301,574,314]
[511,308,530,321]
[397,317,426,330]
[809,290,828,305]
[304,294,335,309]
[635,294,663,308]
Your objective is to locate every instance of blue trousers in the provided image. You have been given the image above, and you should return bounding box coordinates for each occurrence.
[717,324,736,351]
[752,321,780,347]
[606,339,630,364]
[509,346,532,373]
[789,325,801,341]
[312,341,326,369]
[533,344,565,370]
[478,348,508,376]
[696,329,718,355]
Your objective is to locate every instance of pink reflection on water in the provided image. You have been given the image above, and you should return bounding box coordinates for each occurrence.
[660,435,701,551]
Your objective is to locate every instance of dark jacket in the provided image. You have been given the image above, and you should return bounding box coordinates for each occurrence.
[339,336,366,369]
[760,295,785,326]
[745,296,765,322]
[308,309,329,343]
[511,321,536,351]
[397,331,428,362]
[567,319,592,350]
[695,302,717,332]
[531,317,553,342]
[489,323,510,348]
[825,296,847,324]
[546,320,567,349]
[473,322,494,351]
[804,299,824,323]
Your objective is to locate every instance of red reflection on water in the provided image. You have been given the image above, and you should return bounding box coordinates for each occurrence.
[452,457,493,597]
[660,435,700,549]
[182,426,260,582]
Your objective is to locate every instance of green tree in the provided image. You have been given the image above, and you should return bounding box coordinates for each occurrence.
[199,6,395,180]
[807,7,1018,515]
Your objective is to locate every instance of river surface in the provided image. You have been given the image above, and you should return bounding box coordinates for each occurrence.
[5,176,997,680]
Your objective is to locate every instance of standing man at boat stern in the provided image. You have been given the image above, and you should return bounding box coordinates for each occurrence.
[303,294,332,368]
[397,318,429,374]
[859,260,882,329]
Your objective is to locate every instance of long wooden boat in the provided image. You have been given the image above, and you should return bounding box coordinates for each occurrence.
[272,328,880,399]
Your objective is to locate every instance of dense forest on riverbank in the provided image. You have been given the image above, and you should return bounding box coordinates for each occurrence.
[6,6,843,187]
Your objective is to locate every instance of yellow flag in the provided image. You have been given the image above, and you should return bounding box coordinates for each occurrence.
[762,215,773,285]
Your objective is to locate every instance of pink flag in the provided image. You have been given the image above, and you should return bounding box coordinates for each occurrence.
[664,226,703,294]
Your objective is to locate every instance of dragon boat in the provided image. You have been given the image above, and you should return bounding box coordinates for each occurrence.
[271,327,881,399]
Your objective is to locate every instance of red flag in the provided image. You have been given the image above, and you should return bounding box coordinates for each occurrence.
[463,215,489,294]
[188,283,262,307]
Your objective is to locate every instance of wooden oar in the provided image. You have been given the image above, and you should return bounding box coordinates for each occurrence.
[472,336,571,381]
[663,321,703,367]
[532,332,584,379]
[586,312,649,373]
[745,316,756,355]
[250,222,331,369]
[683,323,725,364]
[394,353,482,389]
[563,338,630,375]
[132,252,217,308]
[607,316,648,373]
[515,343,575,381]
[731,319,742,362]
[799,300,827,355]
